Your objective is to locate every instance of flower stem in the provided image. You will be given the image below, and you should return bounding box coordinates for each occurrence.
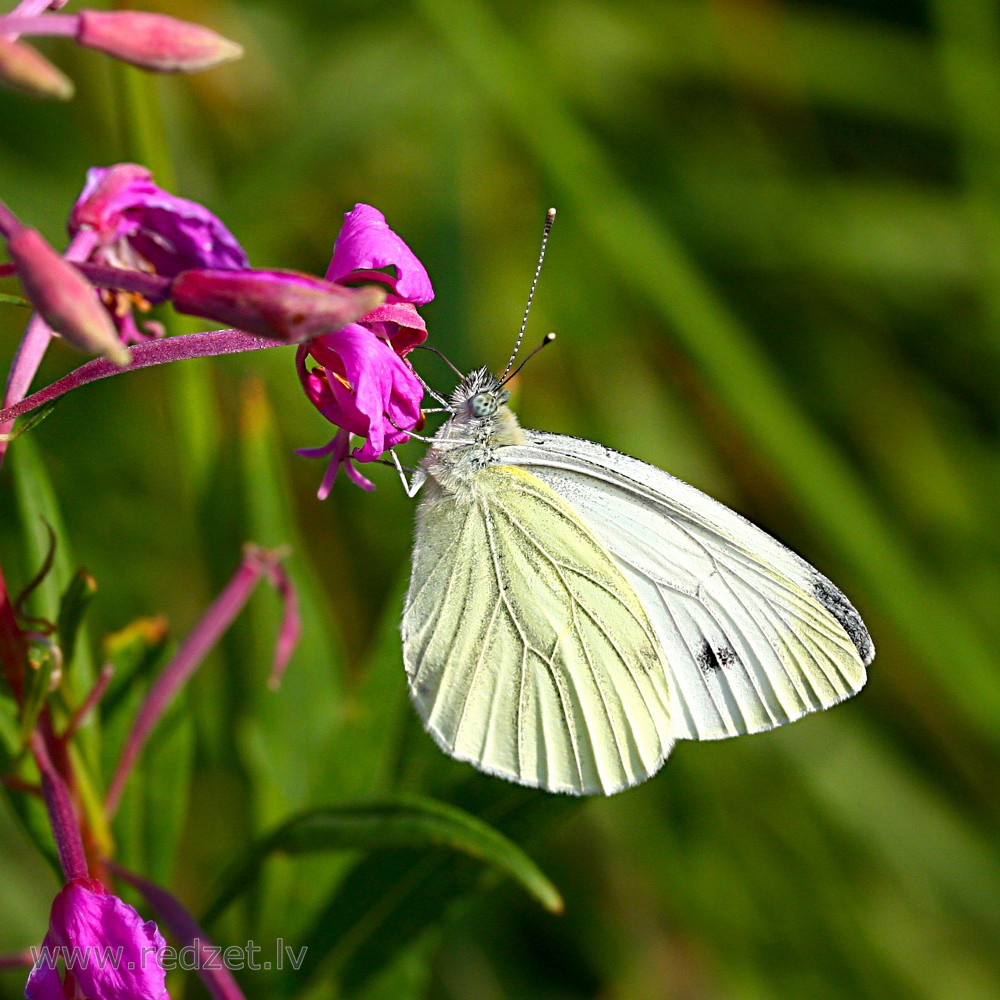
[31,731,89,883]
[0,330,286,426]
[105,547,292,818]
[0,14,78,37]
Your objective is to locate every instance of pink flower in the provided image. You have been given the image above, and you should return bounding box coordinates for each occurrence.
[298,205,432,494]
[26,881,169,1000]
[69,164,248,343]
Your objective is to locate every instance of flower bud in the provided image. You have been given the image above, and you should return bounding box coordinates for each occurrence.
[0,36,74,99]
[75,10,243,73]
[170,269,386,343]
[6,227,129,366]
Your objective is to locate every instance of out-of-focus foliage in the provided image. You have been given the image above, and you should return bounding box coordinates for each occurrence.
[2,0,999,997]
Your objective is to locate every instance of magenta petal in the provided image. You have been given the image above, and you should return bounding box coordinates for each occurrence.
[360,301,428,354]
[303,325,423,460]
[24,932,62,1000]
[326,204,433,305]
[70,164,248,276]
[28,884,169,1000]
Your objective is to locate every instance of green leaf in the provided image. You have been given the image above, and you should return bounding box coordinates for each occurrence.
[0,292,30,308]
[56,568,98,673]
[101,618,193,881]
[137,698,194,885]
[284,786,574,996]
[205,794,563,927]
[0,401,58,443]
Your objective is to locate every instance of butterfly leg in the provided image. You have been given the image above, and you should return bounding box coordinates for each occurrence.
[388,449,425,498]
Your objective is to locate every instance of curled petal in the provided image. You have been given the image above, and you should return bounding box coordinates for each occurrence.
[298,326,423,462]
[296,428,375,497]
[71,164,248,275]
[360,301,428,354]
[71,164,152,232]
[326,204,433,305]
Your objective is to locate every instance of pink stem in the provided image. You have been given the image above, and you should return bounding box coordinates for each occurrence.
[0,330,285,426]
[31,732,89,883]
[261,557,300,690]
[0,14,79,37]
[9,0,69,23]
[104,548,289,818]
[0,561,26,703]
[72,261,172,301]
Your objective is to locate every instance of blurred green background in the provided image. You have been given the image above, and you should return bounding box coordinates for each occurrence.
[2,0,1000,997]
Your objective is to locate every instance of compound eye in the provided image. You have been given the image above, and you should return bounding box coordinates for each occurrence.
[470,393,496,418]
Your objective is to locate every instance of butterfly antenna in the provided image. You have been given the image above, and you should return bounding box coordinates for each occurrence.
[499,207,556,381]
[415,343,464,379]
[499,332,556,388]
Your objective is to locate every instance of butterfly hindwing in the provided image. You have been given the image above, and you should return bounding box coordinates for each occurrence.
[402,464,674,795]
[501,431,873,742]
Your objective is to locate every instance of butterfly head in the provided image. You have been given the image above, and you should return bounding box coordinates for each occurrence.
[450,367,510,420]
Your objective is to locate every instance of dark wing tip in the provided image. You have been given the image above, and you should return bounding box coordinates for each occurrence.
[812,574,875,665]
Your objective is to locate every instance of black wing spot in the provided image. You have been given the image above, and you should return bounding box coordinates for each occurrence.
[698,640,736,674]
[812,575,874,663]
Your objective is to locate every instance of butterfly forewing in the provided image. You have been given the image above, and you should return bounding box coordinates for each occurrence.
[500,431,873,742]
[403,465,674,795]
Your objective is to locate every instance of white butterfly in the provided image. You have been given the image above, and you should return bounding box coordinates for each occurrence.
[400,367,874,796]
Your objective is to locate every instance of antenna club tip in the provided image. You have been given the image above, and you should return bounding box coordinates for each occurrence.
[543,331,556,343]
[547,207,557,218]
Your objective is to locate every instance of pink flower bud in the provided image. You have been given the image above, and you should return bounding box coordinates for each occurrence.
[6,227,129,366]
[170,269,386,343]
[0,36,74,99]
[75,10,243,73]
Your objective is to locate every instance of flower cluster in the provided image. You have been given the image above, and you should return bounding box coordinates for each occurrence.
[297,204,431,493]
[1,7,442,999]
[1,165,432,488]
[1,151,437,999]
[69,164,249,344]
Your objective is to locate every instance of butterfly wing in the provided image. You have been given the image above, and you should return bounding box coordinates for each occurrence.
[500,431,874,742]
[402,464,674,795]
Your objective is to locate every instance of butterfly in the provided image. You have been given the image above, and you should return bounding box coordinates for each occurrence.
[400,366,874,796]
